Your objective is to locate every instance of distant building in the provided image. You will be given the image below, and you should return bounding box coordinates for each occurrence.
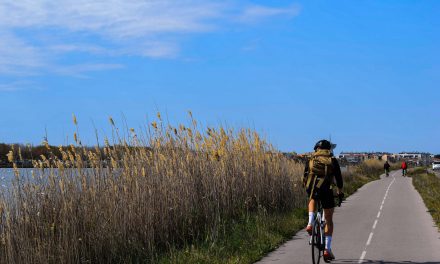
[338,152,391,163]
[397,152,432,166]
[381,154,397,162]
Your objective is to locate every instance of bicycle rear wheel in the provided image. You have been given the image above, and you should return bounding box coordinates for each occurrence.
[311,218,322,264]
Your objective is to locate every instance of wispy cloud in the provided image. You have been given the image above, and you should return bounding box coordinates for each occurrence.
[0,80,41,92]
[0,1,226,43]
[0,31,46,75]
[48,44,110,55]
[54,63,125,78]
[0,1,225,34]
[0,1,300,76]
[239,4,300,23]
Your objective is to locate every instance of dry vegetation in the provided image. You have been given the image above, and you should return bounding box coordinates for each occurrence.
[0,113,306,263]
[342,159,390,195]
[410,168,440,231]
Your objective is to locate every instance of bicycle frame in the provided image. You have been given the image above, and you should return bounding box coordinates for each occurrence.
[310,199,326,264]
[310,193,343,264]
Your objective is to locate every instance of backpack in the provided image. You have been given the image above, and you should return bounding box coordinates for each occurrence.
[305,149,335,194]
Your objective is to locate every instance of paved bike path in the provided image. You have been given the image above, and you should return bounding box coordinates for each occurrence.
[255,171,440,264]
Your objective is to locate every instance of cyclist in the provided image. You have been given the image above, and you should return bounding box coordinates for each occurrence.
[401,160,408,176]
[303,140,343,262]
[384,161,390,177]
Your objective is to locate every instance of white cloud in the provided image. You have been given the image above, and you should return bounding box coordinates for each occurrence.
[0,34,122,76]
[48,44,110,55]
[0,80,40,92]
[54,63,125,78]
[0,82,22,92]
[239,4,300,23]
[0,0,228,74]
[0,1,300,76]
[0,1,225,38]
[0,31,46,75]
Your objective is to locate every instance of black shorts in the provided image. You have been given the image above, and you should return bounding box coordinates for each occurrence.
[307,187,335,209]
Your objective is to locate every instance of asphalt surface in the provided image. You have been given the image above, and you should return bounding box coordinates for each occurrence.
[255,171,440,264]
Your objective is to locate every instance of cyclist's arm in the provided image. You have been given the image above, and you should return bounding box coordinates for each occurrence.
[332,158,343,191]
[303,159,310,186]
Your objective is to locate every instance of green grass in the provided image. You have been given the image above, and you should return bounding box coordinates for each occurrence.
[158,209,307,264]
[410,169,440,230]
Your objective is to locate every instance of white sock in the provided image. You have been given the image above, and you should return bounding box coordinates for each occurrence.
[308,212,315,225]
[325,236,332,250]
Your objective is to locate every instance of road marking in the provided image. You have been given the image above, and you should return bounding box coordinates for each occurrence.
[358,251,367,264]
[366,232,374,246]
[358,172,396,263]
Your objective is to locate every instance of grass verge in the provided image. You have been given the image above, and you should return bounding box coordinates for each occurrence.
[159,209,307,264]
[410,168,440,230]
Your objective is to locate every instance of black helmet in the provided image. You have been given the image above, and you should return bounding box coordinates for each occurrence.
[314,139,332,151]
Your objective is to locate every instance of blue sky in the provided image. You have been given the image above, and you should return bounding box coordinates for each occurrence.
[0,0,439,153]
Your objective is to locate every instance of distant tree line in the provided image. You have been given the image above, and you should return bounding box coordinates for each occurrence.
[0,143,154,168]
[0,143,98,168]
[1,142,439,168]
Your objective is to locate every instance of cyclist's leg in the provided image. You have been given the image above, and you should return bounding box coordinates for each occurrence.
[321,188,336,260]
[308,199,316,224]
[320,188,335,236]
[309,199,316,212]
[323,207,335,260]
[306,188,317,234]
[323,208,334,236]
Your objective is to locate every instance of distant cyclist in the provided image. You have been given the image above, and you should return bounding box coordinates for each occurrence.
[401,161,408,176]
[384,161,390,177]
[303,140,343,262]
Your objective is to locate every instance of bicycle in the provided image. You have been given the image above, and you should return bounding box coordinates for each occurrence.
[309,193,344,264]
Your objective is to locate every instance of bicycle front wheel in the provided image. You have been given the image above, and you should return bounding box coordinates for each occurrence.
[311,219,322,264]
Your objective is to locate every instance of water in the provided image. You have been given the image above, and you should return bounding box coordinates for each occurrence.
[0,167,122,188]
[0,168,39,189]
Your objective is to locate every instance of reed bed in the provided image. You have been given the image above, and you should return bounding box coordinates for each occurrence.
[0,113,305,263]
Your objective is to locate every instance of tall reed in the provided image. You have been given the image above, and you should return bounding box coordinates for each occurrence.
[0,113,305,263]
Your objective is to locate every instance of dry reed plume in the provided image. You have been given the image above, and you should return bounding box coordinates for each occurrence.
[0,113,305,263]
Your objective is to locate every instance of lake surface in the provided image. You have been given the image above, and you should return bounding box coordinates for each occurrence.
[0,168,37,188]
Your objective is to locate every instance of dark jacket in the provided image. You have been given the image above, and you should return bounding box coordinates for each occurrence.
[384,162,390,170]
[303,155,343,189]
